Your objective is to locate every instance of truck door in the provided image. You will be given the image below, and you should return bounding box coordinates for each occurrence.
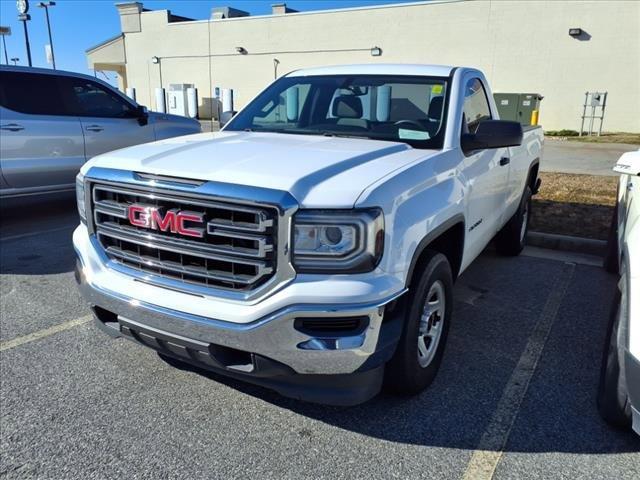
[460,77,510,260]
[58,77,155,159]
[0,70,85,190]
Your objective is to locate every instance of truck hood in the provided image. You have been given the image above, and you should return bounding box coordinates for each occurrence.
[81,131,434,207]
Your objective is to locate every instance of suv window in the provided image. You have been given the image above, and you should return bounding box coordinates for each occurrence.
[61,78,135,118]
[462,78,492,134]
[0,71,68,115]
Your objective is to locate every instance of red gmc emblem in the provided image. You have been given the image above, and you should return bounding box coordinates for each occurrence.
[127,204,205,238]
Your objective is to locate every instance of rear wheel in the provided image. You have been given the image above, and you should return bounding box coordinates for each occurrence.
[597,274,632,428]
[386,251,453,395]
[495,185,532,256]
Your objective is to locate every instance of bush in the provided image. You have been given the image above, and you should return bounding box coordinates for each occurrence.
[545,129,580,137]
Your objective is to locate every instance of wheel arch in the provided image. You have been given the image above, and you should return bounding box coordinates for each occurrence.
[405,214,466,288]
[528,159,541,194]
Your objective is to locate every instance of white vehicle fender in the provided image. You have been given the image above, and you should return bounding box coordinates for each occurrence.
[356,149,467,285]
[625,204,640,360]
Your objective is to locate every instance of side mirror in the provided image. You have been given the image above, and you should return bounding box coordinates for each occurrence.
[613,150,640,176]
[219,110,237,128]
[137,106,149,126]
[461,120,523,154]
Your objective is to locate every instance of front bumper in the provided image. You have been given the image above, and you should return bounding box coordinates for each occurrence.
[74,226,407,405]
[625,351,640,435]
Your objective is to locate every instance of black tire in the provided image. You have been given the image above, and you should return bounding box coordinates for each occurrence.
[603,204,619,274]
[495,185,532,256]
[386,251,453,395]
[597,287,632,428]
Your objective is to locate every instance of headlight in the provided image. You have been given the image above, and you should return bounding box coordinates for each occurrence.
[76,173,86,224]
[293,209,384,273]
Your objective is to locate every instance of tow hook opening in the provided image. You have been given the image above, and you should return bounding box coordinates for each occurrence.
[209,344,254,372]
[92,306,119,332]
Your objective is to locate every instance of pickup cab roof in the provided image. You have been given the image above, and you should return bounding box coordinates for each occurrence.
[287,63,456,78]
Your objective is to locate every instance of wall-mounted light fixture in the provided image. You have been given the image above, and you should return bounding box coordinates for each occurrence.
[235,46,248,55]
[568,28,583,37]
[370,46,382,57]
[151,56,160,64]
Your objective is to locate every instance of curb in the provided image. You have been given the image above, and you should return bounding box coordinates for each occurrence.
[526,231,607,257]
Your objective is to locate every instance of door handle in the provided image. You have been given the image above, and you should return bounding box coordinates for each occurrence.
[85,125,104,132]
[0,123,25,132]
[500,157,510,166]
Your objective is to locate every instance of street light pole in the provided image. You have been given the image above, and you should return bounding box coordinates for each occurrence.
[0,26,11,65]
[18,15,32,67]
[38,1,56,69]
[16,1,32,67]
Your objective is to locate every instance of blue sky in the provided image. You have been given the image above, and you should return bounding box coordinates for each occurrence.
[0,0,419,83]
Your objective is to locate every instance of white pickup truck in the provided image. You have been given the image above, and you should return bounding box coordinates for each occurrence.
[74,64,543,405]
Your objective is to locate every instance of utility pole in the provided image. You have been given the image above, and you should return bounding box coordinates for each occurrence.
[0,27,11,65]
[11,57,19,65]
[16,0,32,67]
[38,1,56,69]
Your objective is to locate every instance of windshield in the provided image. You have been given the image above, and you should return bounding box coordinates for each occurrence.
[225,74,449,149]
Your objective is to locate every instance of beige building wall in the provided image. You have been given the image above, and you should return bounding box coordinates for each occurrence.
[90,0,640,132]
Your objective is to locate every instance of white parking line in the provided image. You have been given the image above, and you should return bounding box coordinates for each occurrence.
[0,315,92,352]
[461,262,576,480]
[0,225,75,243]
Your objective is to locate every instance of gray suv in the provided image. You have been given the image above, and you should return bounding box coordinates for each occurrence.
[0,66,201,198]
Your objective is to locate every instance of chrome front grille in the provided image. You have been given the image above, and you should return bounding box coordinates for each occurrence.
[89,183,279,292]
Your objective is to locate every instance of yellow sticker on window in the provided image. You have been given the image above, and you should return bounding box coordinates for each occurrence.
[432,85,443,95]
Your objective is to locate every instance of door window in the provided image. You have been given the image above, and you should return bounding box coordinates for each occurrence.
[462,78,492,134]
[0,71,68,115]
[61,78,136,118]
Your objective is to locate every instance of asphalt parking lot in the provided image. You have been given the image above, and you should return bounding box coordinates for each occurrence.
[1,199,638,480]
[542,139,638,176]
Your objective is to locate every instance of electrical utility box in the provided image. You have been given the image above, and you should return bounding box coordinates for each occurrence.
[493,93,543,126]
[167,84,194,117]
[518,93,543,126]
[493,93,520,122]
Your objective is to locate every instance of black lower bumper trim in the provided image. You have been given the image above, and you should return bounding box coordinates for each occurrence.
[91,308,384,406]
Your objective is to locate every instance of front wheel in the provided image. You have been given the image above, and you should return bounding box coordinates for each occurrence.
[386,251,453,395]
[495,185,532,256]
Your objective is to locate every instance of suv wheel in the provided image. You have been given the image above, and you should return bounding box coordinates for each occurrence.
[386,250,453,395]
[495,185,532,256]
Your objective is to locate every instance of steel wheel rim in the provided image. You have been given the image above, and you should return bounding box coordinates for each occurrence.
[520,200,529,243]
[417,280,446,368]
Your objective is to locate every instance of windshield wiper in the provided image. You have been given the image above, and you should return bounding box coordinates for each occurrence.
[322,132,372,140]
[243,128,372,140]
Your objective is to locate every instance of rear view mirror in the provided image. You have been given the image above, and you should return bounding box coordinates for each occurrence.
[220,110,237,128]
[461,120,523,154]
[613,150,640,176]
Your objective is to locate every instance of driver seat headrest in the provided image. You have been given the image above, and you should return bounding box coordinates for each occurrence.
[333,96,363,119]
[428,96,444,121]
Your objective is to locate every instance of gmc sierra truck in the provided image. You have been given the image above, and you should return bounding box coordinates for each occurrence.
[74,64,543,405]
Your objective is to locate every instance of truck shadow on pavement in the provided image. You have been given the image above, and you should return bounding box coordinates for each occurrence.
[163,254,639,455]
[0,197,78,276]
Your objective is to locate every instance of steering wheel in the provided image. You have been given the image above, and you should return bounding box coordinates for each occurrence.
[394,120,426,130]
